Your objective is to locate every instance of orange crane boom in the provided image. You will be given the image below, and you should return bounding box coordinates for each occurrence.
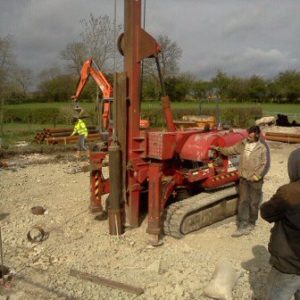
[72,57,112,101]
[71,57,112,130]
[72,57,149,131]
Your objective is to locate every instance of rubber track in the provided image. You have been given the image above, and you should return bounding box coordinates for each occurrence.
[163,187,237,239]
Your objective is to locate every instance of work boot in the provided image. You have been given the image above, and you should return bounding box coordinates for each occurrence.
[94,211,108,221]
[231,226,251,237]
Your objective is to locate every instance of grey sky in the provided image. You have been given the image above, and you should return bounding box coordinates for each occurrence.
[1,0,300,80]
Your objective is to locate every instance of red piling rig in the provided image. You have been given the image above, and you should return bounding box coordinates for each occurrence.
[89,0,248,241]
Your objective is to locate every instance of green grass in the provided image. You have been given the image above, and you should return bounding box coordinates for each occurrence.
[144,101,300,122]
[5,101,299,116]
[142,101,300,114]
[257,103,300,115]
[4,102,95,110]
[2,101,300,144]
[1,123,71,144]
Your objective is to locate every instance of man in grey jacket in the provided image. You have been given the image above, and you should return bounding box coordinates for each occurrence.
[214,125,270,237]
[261,148,300,300]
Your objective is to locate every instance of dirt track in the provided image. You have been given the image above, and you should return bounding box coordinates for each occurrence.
[0,141,298,300]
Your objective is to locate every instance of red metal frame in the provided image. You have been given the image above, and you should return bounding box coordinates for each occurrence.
[89,1,248,240]
[123,0,162,227]
[89,152,110,212]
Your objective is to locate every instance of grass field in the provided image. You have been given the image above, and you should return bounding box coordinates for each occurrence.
[1,101,300,144]
[4,101,300,115]
[1,123,71,144]
[142,101,300,115]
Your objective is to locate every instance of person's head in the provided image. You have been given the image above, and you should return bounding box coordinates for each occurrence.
[247,125,260,143]
[73,104,82,112]
[288,148,300,182]
[72,116,79,124]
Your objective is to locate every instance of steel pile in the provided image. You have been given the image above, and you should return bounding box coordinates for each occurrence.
[34,127,100,144]
[265,131,300,143]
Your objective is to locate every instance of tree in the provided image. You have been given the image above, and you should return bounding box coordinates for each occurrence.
[142,79,158,100]
[226,77,248,102]
[157,35,182,78]
[61,14,122,75]
[273,71,300,103]
[0,35,15,135]
[247,75,267,102]
[60,42,87,75]
[37,66,97,103]
[39,66,61,82]
[37,73,77,102]
[211,71,231,100]
[0,36,14,76]
[144,34,182,81]
[266,79,282,103]
[191,80,210,100]
[142,34,182,101]
[11,66,33,95]
[165,74,193,102]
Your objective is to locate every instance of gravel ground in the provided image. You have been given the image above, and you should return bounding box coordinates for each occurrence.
[0,141,298,300]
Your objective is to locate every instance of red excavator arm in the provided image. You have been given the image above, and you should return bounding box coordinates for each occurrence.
[72,57,149,130]
[71,57,112,129]
[72,57,112,101]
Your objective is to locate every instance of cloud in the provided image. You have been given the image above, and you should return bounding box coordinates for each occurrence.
[0,0,300,82]
[226,48,299,77]
[191,48,300,79]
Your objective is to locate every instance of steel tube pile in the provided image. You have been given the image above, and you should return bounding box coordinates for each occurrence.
[265,131,300,143]
[34,126,98,144]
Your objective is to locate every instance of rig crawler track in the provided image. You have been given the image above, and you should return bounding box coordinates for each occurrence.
[164,186,238,238]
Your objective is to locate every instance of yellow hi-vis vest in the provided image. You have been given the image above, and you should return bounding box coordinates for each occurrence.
[72,119,88,138]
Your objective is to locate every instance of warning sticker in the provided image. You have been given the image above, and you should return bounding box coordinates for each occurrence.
[227,155,239,172]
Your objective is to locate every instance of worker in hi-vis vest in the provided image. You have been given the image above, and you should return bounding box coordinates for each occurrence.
[71,115,88,154]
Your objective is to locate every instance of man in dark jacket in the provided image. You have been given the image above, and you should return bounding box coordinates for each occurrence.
[261,148,300,300]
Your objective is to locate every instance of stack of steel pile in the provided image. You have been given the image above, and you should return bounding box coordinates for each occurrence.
[265,131,300,143]
[34,127,100,144]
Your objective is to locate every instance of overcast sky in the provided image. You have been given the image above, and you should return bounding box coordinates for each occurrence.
[1,0,300,80]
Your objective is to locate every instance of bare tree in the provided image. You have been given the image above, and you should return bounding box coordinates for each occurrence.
[61,14,122,75]
[0,35,14,85]
[60,42,87,75]
[11,66,33,94]
[158,35,182,78]
[142,34,182,99]
[144,34,182,81]
[0,35,15,135]
[39,66,61,82]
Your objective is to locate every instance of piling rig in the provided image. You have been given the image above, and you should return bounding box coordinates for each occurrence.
[89,0,248,242]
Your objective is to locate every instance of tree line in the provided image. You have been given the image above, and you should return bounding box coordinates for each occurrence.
[1,14,300,106]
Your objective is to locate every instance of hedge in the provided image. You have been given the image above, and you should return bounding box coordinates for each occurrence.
[3,106,262,128]
[141,106,262,128]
